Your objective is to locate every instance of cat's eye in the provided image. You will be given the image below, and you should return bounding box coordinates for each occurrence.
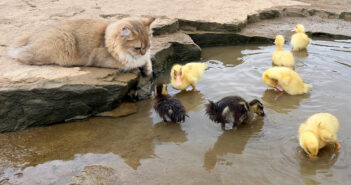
[134,47,141,50]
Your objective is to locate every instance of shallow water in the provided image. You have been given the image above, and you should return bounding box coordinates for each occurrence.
[1,38,351,185]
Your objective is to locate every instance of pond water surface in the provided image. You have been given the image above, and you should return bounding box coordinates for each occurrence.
[1,38,351,185]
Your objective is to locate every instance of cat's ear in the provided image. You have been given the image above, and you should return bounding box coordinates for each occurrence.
[143,17,156,27]
[120,26,132,40]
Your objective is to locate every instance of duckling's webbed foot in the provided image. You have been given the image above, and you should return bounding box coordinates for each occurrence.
[191,85,197,92]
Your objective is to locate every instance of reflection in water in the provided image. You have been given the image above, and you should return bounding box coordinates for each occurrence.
[153,122,187,144]
[0,101,187,170]
[203,119,264,171]
[174,91,206,112]
[297,145,339,184]
[293,50,309,58]
[261,89,310,114]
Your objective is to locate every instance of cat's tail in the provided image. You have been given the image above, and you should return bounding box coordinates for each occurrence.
[8,35,34,64]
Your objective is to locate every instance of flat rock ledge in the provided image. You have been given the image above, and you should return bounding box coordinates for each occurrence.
[0,29,200,132]
[1,7,350,133]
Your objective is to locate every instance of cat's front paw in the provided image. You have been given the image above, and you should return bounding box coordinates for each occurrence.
[139,65,152,77]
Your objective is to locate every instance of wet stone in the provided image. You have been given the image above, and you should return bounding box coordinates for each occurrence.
[71,165,123,185]
[96,102,137,118]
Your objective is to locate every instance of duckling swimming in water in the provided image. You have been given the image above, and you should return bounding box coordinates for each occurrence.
[299,113,341,159]
[272,35,295,67]
[291,24,310,51]
[262,66,312,95]
[205,96,265,128]
[170,62,207,91]
[153,84,187,122]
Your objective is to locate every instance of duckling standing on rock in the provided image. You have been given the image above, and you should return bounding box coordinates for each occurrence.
[170,62,207,91]
[291,24,310,51]
[272,35,295,67]
[153,84,187,123]
[205,96,265,128]
[262,67,312,95]
[299,113,341,159]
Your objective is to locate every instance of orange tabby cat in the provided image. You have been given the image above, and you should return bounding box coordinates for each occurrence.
[8,17,155,76]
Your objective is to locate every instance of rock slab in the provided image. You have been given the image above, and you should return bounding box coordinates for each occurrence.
[0,31,201,132]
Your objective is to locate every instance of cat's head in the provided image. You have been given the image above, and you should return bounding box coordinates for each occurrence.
[105,17,155,62]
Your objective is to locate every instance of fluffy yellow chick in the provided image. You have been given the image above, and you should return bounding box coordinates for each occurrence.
[291,24,310,51]
[299,113,341,159]
[170,62,207,91]
[262,67,311,95]
[272,35,295,67]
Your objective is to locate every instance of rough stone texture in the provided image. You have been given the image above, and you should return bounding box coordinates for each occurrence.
[0,67,140,132]
[152,18,180,36]
[187,32,274,47]
[283,7,310,17]
[179,19,245,32]
[340,12,351,22]
[151,32,201,75]
[295,0,351,14]
[240,15,351,40]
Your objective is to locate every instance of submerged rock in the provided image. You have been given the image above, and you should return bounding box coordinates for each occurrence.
[71,165,123,185]
[96,102,137,118]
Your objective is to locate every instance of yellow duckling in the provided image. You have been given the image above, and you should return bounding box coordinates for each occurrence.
[170,62,207,91]
[272,35,295,67]
[299,113,341,159]
[291,24,310,51]
[262,67,311,95]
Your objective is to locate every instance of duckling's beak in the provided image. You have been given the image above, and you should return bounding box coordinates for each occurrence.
[261,112,265,117]
[176,76,182,86]
[274,84,284,92]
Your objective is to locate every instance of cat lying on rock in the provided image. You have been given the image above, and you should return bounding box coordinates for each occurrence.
[8,17,155,76]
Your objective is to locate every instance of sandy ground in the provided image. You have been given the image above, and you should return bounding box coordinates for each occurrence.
[294,0,351,13]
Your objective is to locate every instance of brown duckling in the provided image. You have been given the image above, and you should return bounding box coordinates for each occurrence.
[205,96,265,128]
[153,84,188,122]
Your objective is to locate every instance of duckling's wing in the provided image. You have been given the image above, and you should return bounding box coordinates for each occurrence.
[160,103,175,122]
[303,34,310,45]
[169,98,187,122]
[154,100,168,121]
[222,106,235,123]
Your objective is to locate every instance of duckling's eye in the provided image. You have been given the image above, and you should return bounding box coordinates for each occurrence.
[134,47,141,50]
[174,71,177,76]
[179,71,182,76]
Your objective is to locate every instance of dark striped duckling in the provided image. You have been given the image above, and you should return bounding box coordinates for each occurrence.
[205,96,265,128]
[153,84,187,122]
